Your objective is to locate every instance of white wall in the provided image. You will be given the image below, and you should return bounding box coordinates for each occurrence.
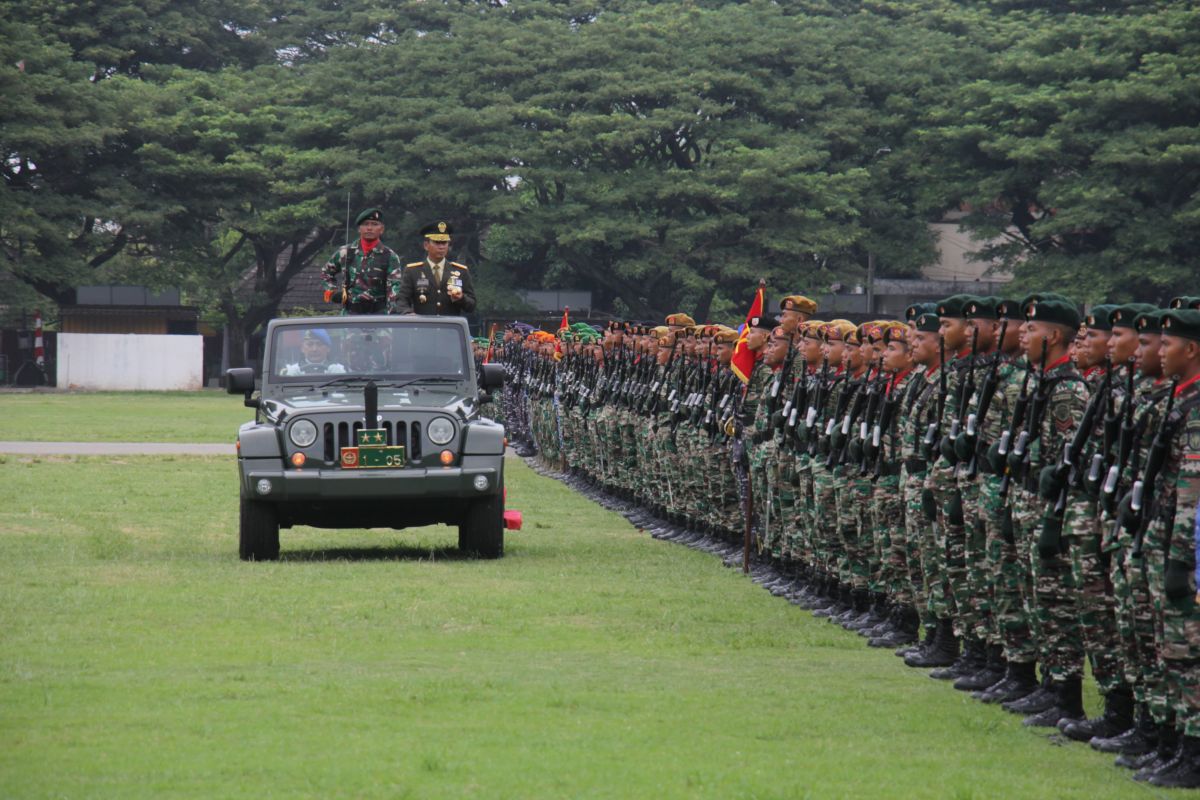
[57,334,203,391]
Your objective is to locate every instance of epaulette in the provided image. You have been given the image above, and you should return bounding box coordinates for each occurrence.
[451,261,469,270]
[406,261,424,268]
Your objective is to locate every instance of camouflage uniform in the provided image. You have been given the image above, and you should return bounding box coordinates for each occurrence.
[322,240,400,314]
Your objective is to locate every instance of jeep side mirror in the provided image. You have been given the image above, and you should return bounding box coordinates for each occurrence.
[479,363,504,390]
[226,368,259,409]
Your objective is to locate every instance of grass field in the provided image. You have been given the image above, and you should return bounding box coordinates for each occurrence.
[0,391,250,443]
[0,448,1151,799]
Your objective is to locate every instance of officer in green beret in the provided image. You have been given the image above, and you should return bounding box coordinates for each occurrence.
[321,207,402,314]
[389,221,477,316]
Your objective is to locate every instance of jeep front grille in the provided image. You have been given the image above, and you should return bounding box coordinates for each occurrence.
[322,420,408,463]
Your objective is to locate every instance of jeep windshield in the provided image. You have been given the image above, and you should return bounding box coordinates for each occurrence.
[269,321,469,384]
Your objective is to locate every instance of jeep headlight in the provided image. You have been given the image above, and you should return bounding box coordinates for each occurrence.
[427,417,455,445]
[289,419,318,448]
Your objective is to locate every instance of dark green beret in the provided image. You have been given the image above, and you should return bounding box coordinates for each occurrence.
[1020,292,1073,308]
[996,299,1025,321]
[1161,309,1200,342]
[1169,296,1200,310]
[750,313,781,331]
[1084,304,1117,331]
[905,302,936,321]
[1110,303,1159,329]
[1027,298,1081,329]
[936,294,973,319]
[913,312,940,333]
[963,296,999,320]
[355,207,383,225]
[1135,310,1166,334]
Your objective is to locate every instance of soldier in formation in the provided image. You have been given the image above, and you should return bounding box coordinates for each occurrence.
[499,292,1200,788]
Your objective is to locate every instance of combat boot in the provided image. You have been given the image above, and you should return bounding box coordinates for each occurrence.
[1001,672,1056,714]
[1149,735,1200,788]
[905,618,958,668]
[861,603,898,638]
[849,593,889,633]
[812,583,851,618]
[871,604,919,648]
[1094,702,1156,755]
[838,589,873,628]
[1133,726,1180,781]
[930,635,984,680]
[897,622,936,657]
[831,587,865,625]
[976,660,1038,704]
[1060,684,1133,743]
[954,644,1006,691]
[1023,676,1085,728]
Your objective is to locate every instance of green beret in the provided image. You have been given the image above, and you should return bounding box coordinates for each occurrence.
[1161,309,1200,342]
[935,294,973,318]
[1020,292,1073,308]
[355,207,383,225]
[963,296,999,320]
[1135,310,1166,334]
[905,302,936,322]
[913,312,940,333]
[1027,298,1081,329]
[1169,296,1200,310]
[996,299,1025,321]
[1109,303,1159,329]
[1084,304,1117,331]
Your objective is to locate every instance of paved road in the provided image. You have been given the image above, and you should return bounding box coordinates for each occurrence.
[0,441,235,456]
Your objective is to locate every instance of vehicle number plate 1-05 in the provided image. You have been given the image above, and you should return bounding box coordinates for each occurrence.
[340,446,407,469]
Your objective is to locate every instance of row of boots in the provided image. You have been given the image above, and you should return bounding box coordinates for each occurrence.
[532,461,1200,789]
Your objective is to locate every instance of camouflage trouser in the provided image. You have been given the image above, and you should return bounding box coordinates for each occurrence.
[812,467,839,575]
[903,470,934,626]
[1143,520,1175,727]
[750,438,774,553]
[1069,504,1124,693]
[981,473,1025,653]
[775,449,798,562]
[790,454,815,565]
[872,474,902,596]
[1031,499,1084,682]
[680,426,710,527]
[619,410,638,492]
[959,476,994,643]
[594,407,619,489]
[840,474,873,590]
[1007,487,1043,664]
[922,464,954,622]
[1160,592,1200,736]
[927,461,966,630]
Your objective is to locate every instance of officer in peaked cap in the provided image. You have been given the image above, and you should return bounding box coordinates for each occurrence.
[321,207,401,314]
[388,221,477,316]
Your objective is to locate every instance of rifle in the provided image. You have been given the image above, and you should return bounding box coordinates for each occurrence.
[828,368,868,469]
[922,335,948,459]
[779,355,808,446]
[1018,338,1052,493]
[855,360,888,474]
[964,319,1009,479]
[1129,378,1179,558]
[804,356,831,455]
[998,351,1038,499]
[1102,360,1140,513]
[646,333,680,415]
[1050,358,1112,516]
[950,327,980,442]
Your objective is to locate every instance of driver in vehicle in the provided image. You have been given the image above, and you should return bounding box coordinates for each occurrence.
[280,329,347,375]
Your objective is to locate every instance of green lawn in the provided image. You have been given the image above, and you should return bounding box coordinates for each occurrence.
[0,453,1139,799]
[0,391,251,443]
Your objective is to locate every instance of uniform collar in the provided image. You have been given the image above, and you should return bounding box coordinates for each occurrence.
[360,237,380,254]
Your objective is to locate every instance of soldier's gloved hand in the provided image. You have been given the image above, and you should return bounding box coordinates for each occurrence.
[986,441,1005,474]
[1001,507,1016,544]
[1164,559,1195,604]
[954,433,975,463]
[771,410,785,431]
[1115,492,1141,536]
[1006,447,1024,475]
[938,435,958,465]
[1037,512,1064,559]
[795,422,809,444]
[848,439,864,464]
[921,489,938,522]
[1038,465,1066,501]
[323,289,335,303]
[864,440,879,464]
[1082,469,1103,500]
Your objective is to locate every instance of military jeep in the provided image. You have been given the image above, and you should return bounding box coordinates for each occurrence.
[226,316,506,561]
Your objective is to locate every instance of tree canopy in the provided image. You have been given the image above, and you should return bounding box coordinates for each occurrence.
[2,0,1197,340]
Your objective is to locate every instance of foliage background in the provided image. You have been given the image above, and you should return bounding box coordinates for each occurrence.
[2,0,1197,339]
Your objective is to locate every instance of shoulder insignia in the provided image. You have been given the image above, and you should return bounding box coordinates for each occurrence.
[450,261,469,270]
[406,262,425,268]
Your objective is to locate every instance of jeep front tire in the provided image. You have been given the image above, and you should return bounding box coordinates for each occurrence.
[458,489,504,559]
[240,497,281,561]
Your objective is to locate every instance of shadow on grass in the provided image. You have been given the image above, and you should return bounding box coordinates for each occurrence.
[281,544,480,562]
